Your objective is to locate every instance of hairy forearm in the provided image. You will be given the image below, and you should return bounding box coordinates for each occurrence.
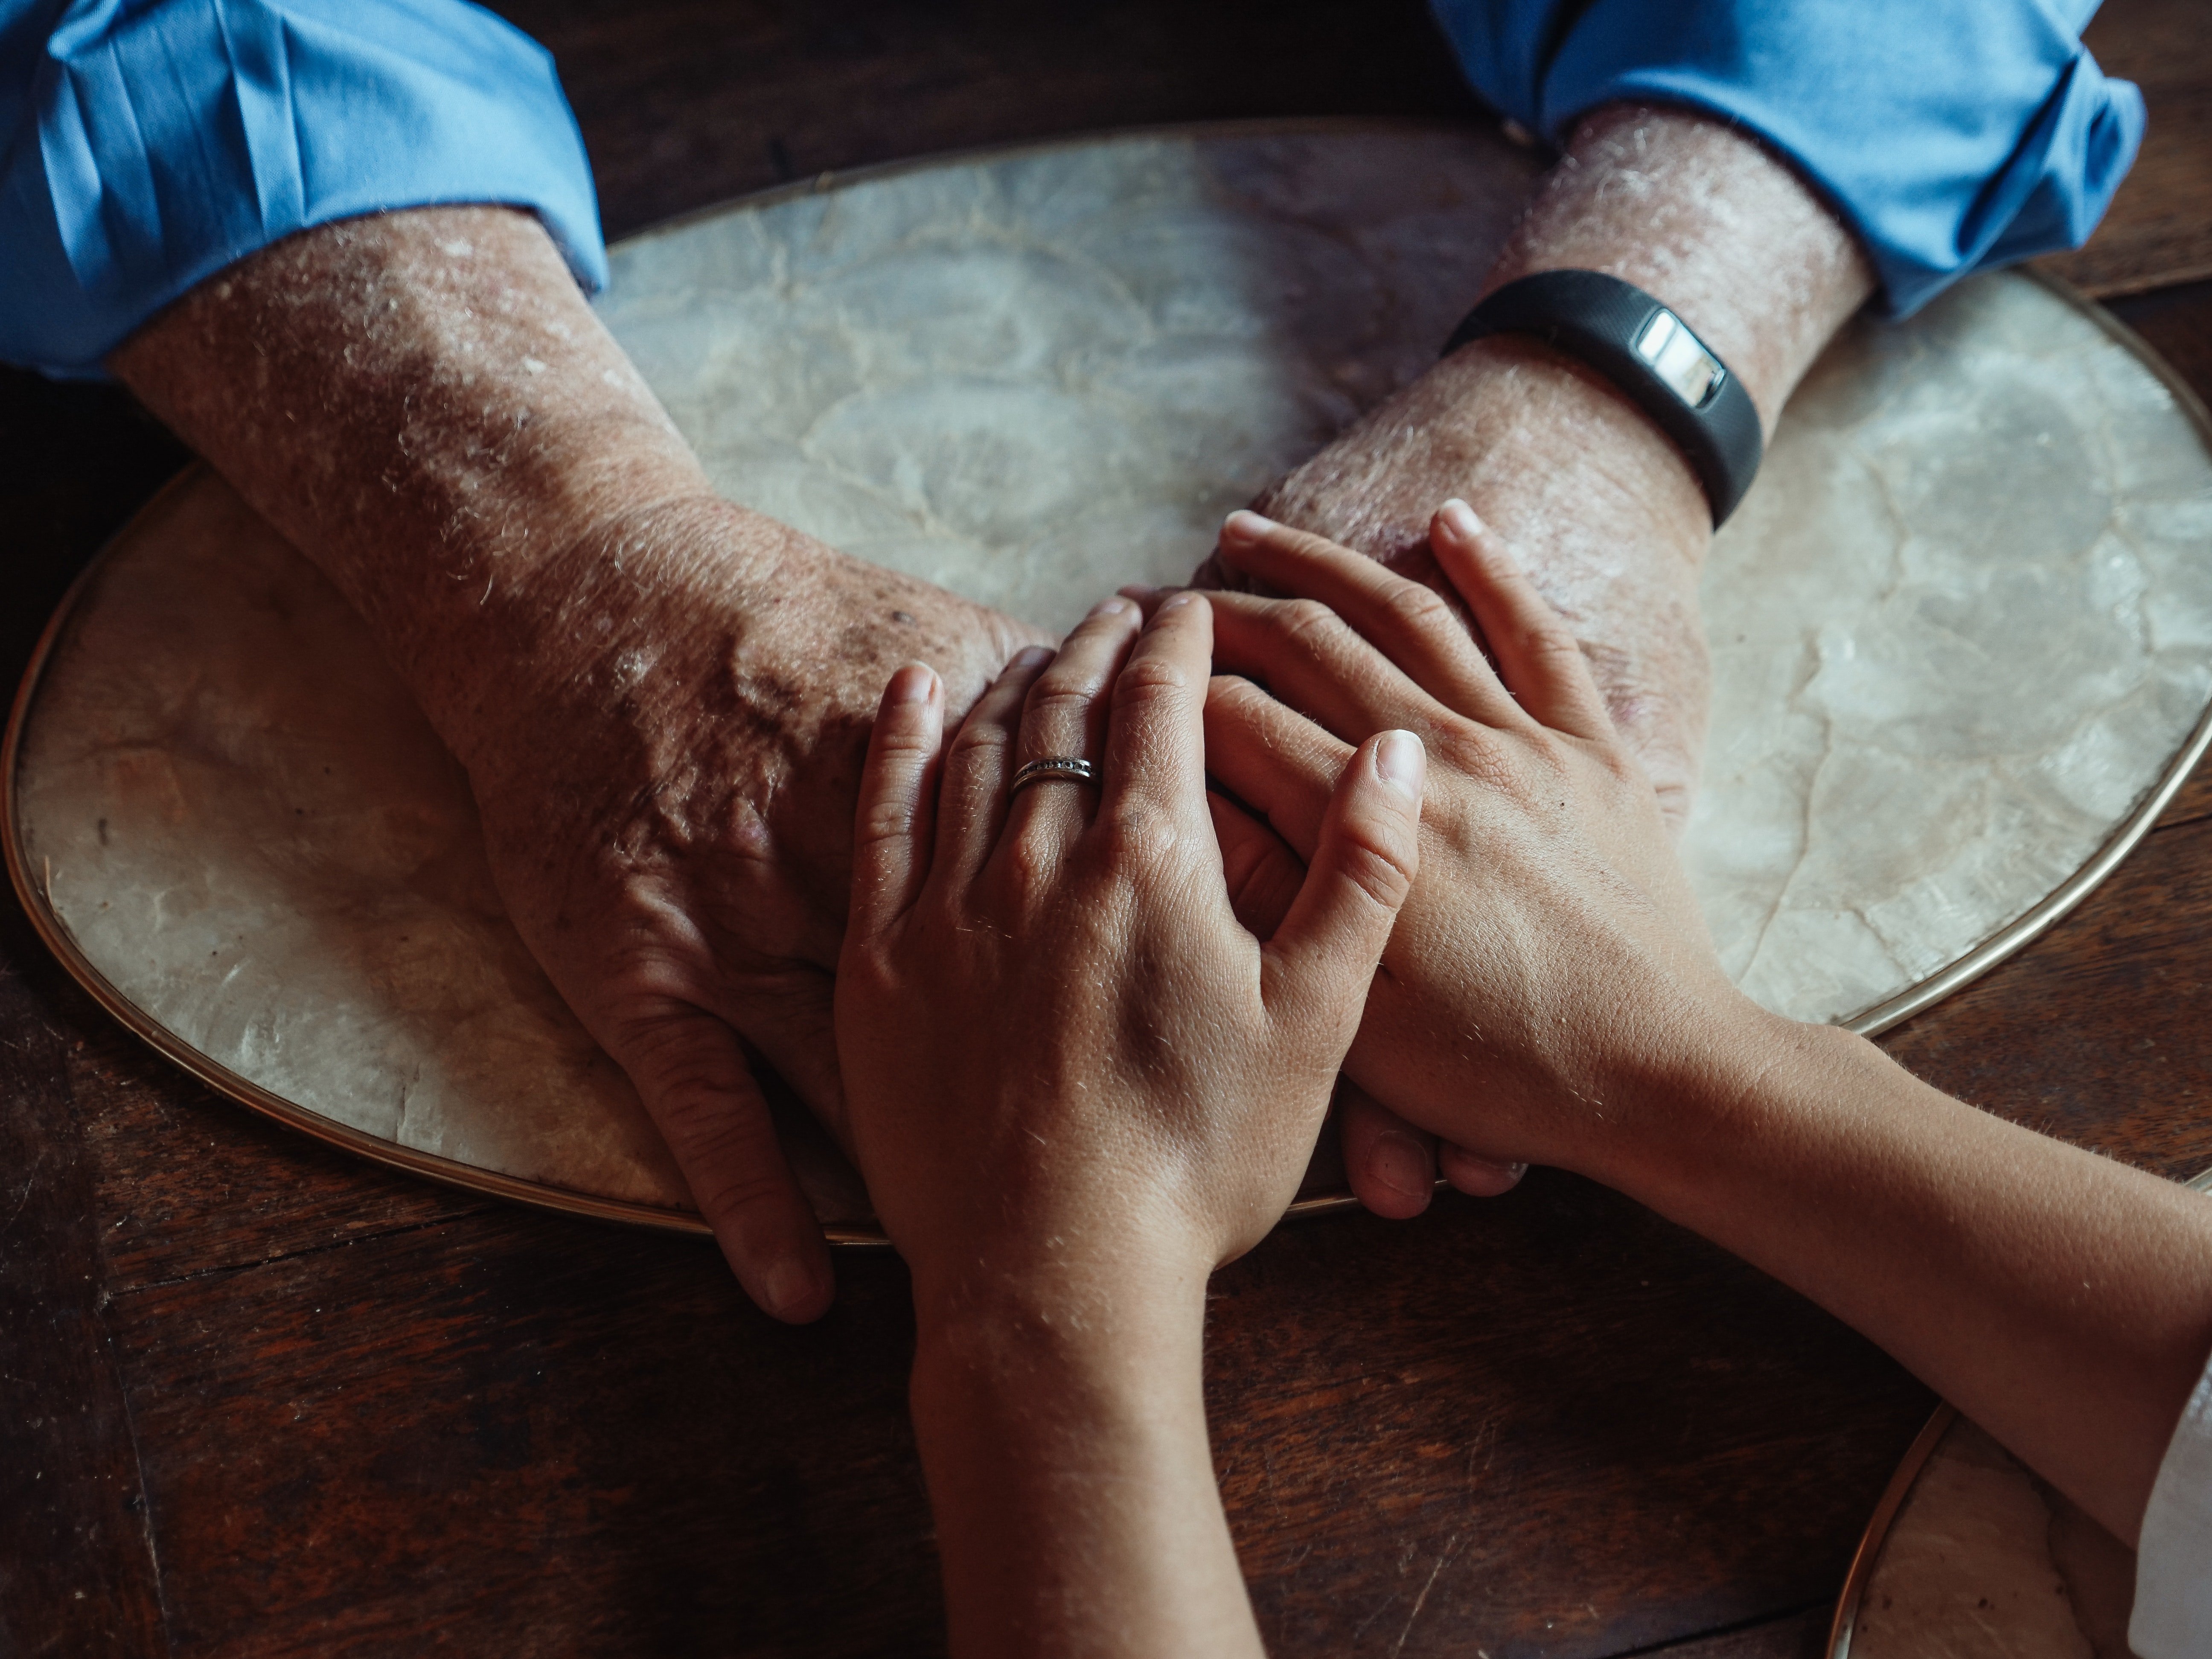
[107,207,1033,832]
[910,1274,1260,1659]
[1276,102,1873,550]
[1487,103,1874,428]
[1254,105,1875,818]
[107,208,771,742]
[107,208,682,614]
[1598,1016,2212,1544]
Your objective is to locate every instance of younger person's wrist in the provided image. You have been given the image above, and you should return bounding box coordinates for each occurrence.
[909,1234,1214,1364]
[908,1256,1214,1474]
[1576,1004,1874,1206]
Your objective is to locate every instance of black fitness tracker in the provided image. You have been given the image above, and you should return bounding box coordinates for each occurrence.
[1441,270,1763,527]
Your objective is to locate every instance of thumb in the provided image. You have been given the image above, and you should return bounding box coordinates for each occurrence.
[608,1004,835,1323]
[1261,729,1423,1030]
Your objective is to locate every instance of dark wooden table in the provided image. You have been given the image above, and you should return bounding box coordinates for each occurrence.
[6,2,2210,1654]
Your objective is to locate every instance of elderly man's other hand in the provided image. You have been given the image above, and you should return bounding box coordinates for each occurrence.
[1200,103,1875,1215]
[111,205,1048,1322]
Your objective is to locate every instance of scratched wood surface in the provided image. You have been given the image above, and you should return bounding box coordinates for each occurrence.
[4,1,2210,1654]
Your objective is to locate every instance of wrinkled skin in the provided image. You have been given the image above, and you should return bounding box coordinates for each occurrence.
[113,207,1045,1320]
[1204,104,1874,1216]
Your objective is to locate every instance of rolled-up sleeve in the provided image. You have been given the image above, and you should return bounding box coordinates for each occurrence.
[0,0,606,378]
[2133,1344,2212,1659]
[1427,0,2144,317]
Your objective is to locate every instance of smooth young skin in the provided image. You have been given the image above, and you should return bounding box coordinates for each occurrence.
[834,593,1423,1659]
[1197,505,2212,1546]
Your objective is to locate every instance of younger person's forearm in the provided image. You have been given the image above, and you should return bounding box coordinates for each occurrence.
[909,1275,1262,1659]
[1594,1016,2212,1544]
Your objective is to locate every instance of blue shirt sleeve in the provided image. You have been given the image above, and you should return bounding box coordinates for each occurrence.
[0,0,606,378]
[1427,0,2145,317]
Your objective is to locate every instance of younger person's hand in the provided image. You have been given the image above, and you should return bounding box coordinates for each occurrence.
[835,591,1424,1304]
[1202,508,2212,1567]
[833,592,1422,1659]
[1199,503,1772,1184]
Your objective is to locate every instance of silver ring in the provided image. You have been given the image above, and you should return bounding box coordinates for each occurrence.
[1011,757,1100,795]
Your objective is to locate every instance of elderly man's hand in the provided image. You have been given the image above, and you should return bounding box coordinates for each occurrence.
[459,498,1043,1319]
[112,204,1048,1322]
[1202,103,1875,1219]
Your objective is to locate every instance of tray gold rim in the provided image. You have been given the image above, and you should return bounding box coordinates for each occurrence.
[8,126,2212,1247]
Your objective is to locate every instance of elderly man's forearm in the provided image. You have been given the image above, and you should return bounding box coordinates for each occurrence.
[106,207,734,746]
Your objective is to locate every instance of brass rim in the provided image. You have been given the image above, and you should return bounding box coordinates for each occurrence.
[1838,270,2212,1038]
[8,130,2212,1245]
[1822,1404,1959,1659]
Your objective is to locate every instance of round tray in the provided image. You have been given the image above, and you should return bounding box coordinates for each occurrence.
[10,121,2212,1240]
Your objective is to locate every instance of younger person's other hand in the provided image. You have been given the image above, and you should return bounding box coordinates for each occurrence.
[1200,503,1771,1186]
[1208,509,2212,1560]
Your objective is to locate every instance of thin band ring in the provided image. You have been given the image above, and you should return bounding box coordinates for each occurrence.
[1010,757,1100,795]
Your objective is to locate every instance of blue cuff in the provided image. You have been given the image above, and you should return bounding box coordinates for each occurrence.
[1428,0,2144,317]
[0,0,607,378]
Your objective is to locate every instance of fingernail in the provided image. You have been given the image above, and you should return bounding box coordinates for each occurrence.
[1440,499,1483,539]
[763,1257,821,1320]
[887,663,935,704]
[1089,596,1131,619]
[1160,591,1198,614]
[1222,509,1274,542]
[1370,1130,1433,1203]
[1376,729,1426,797]
[1014,645,1054,669]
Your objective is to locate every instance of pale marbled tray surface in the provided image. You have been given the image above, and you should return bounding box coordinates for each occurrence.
[12,127,2212,1220]
[1846,1416,2136,1659]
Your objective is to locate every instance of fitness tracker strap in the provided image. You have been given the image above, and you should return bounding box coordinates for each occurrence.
[1441,270,1763,527]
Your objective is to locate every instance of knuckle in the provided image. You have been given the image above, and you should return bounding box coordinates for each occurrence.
[1519,620,1587,669]
[870,714,939,759]
[950,720,1012,762]
[1112,652,1190,711]
[617,1017,742,1095]
[1102,800,1182,866]
[1207,673,1269,719]
[853,795,916,848]
[1381,579,1458,637]
[1332,816,1418,911]
[1000,828,1060,891]
[1024,681,1097,724]
[1274,598,1344,653]
[690,1161,798,1225]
